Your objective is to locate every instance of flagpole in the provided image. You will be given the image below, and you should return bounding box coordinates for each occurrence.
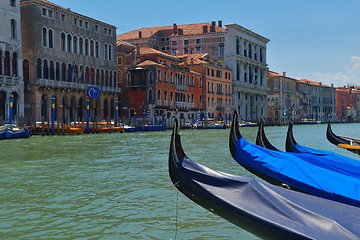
[8,94,13,124]
[51,95,55,135]
[86,98,90,134]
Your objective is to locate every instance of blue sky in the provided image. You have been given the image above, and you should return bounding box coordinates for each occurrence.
[50,0,360,87]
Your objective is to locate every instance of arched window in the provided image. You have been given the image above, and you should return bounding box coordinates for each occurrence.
[67,34,72,52]
[10,19,16,39]
[0,50,2,75]
[12,52,17,76]
[96,69,100,85]
[85,66,89,83]
[236,38,240,55]
[79,37,83,54]
[73,36,78,53]
[95,42,99,58]
[23,59,30,89]
[43,59,49,79]
[49,60,54,80]
[4,51,10,76]
[105,70,109,86]
[236,62,240,81]
[61,63,66,81]
[90,67,95,84]
[36,58,42,78]
[48,29,53,48]
[148,71,154,85]
[42,27,47,47]
[55,62,60,80]
[90,40,94,57]
[85,39,89,56]
[108,45,112,60]
[60,32,66,51]
[104,44,108,60]
[109,71,113,87]
[147,89,153,103]
[101,69,104,86]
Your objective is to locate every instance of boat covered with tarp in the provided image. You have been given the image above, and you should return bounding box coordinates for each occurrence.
[230,111,360,207]
[326,122,360,155]
[256,119,360,179]
[169,118,360,240]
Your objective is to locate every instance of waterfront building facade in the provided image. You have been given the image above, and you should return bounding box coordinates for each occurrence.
[180,53,232,121]
[20,0,118,124]
[267,71,336,125]
[267,71,299,125]
[117,21,270,122]
[122,48,203,126]
[0,0,24,124]
[224,24,269,122]
[297,79,336,123]
[336,87,359,122]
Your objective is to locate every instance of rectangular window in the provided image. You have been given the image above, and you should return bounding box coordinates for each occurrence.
[196,38,201,44]
[85,22,89,29]
[171,41,177,46]
[184,48,189,54]
[219,45,224,56]
[117,57,122,65]
[10,0,16,7]
[48,10,53,18]
[60,14,66,22]
[104,28,108,34]
[42,8,47,16]
[109,29,112,36]
[95,25,99,32]
[195,47,201,53]
[73,18,77,26]
[184,39,189,45]
[79,20,83,27]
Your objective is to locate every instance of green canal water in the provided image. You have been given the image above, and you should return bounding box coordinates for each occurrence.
[0,123,358,239]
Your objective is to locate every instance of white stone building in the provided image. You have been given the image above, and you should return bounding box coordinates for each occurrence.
[224,24,270,122]
[0,0,24,124]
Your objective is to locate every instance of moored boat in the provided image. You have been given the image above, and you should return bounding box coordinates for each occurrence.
[326,122,360,155]
[169,117,360,240]
[256,119,360,178]
[230,111,360,207]
[0,124,30,140]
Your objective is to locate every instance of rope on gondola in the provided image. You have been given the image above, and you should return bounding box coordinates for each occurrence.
[174,189,179,240]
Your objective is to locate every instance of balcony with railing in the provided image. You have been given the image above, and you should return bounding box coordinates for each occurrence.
[36,78,121,94]
[175,84,188,91]
[0,75,20,87]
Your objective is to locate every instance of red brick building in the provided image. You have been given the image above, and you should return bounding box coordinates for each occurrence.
[336,87,358,121]
[179,53,232,121]
[122,48,203,126]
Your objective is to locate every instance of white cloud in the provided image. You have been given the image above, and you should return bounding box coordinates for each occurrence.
[309,56,360,87]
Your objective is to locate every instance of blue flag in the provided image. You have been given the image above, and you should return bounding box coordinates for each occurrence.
[88,86,100,98]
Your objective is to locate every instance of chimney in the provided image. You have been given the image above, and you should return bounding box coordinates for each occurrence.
[218,20,222,28]
[202,25,208,33]
[178,28,183,35]
[136,44,140,56]
[282,72,286,77]
[173,23,178,34]
[138,31,142,39]
[210,21,216,32]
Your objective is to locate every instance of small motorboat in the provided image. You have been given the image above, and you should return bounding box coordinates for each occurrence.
[169,118,360,240]
[0,124,30,140]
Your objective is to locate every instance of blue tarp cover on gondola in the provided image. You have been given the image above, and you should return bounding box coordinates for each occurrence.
[169,118,360,239]
[234,136,360,207]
